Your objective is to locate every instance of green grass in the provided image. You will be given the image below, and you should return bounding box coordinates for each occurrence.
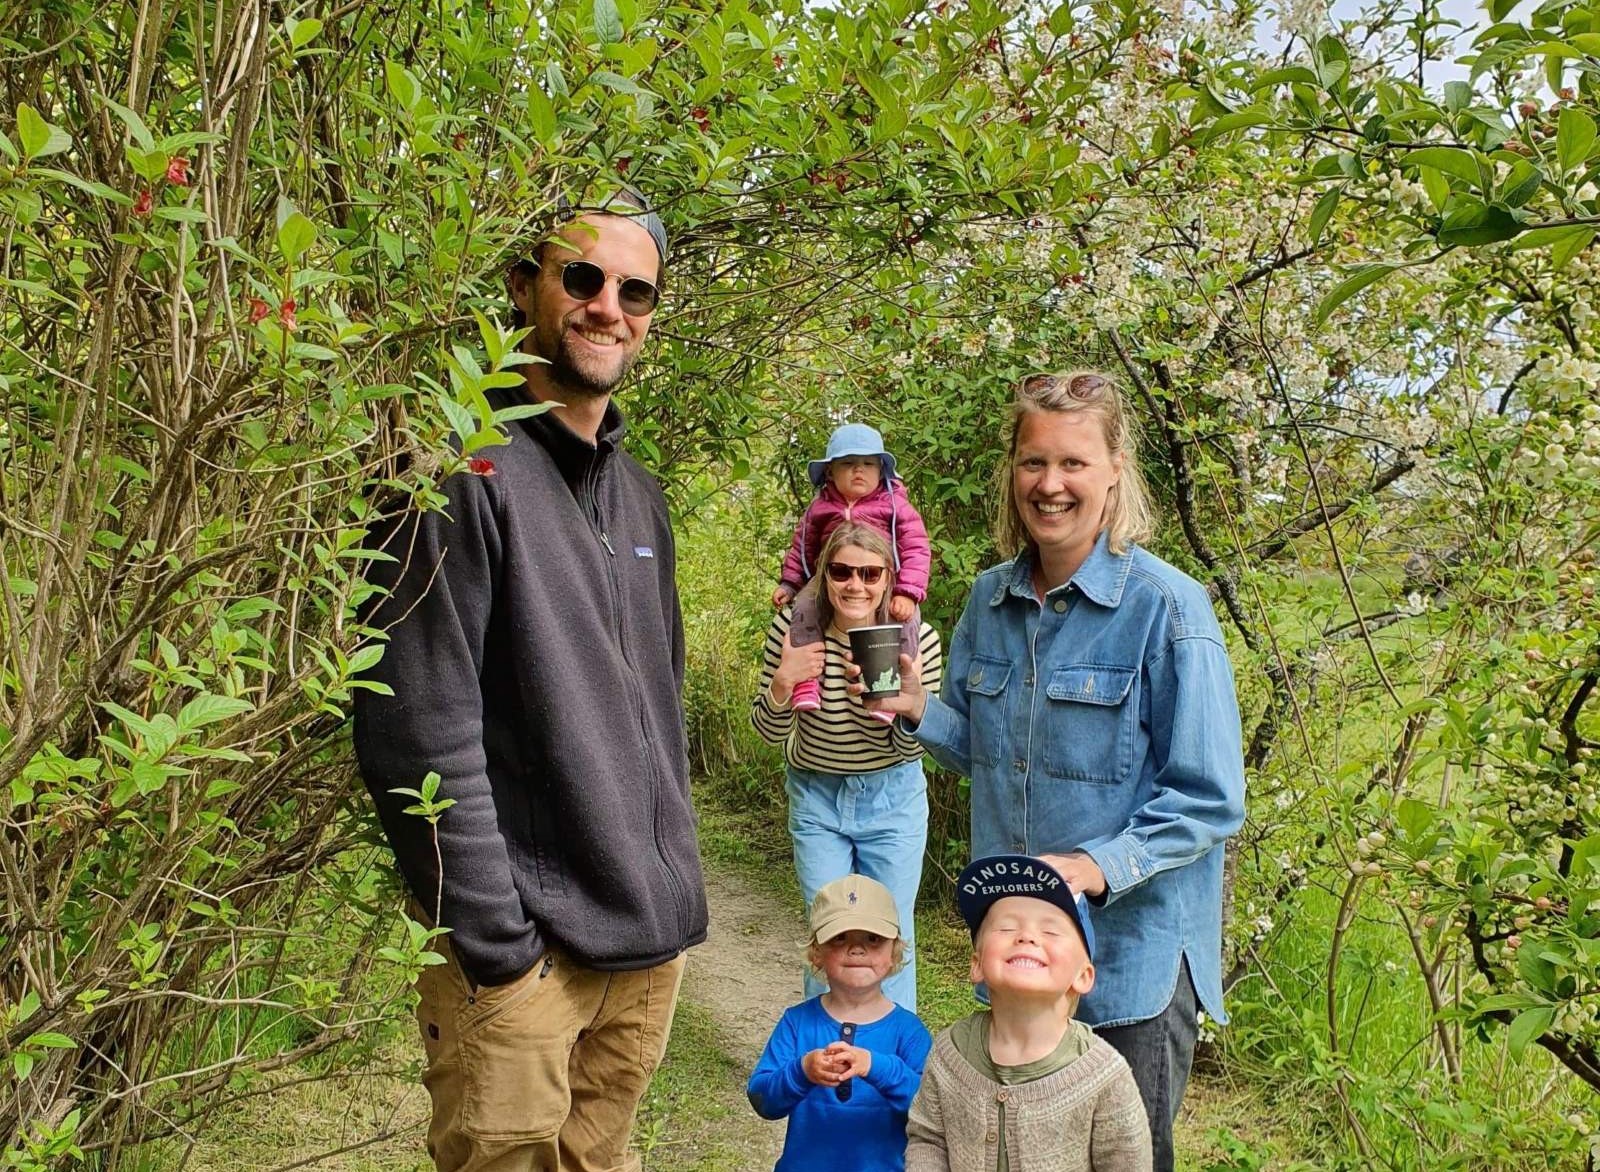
[634,1001,756,1172]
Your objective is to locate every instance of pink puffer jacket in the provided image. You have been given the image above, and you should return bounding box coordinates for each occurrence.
[778,479,931,601]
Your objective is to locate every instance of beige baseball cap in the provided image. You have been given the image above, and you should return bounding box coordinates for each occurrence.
[809,874,901,943]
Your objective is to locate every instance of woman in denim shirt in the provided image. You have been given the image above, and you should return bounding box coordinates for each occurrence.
[863,372,1246,1171]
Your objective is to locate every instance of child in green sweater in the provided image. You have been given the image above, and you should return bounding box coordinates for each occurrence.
[906,856,1151,1172]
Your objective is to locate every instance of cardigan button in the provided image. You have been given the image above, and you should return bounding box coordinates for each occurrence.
[997,1089,1010,1102]
[986,1131,998,1143]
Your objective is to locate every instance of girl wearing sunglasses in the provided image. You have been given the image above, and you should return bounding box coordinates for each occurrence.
[752,523,944,1012]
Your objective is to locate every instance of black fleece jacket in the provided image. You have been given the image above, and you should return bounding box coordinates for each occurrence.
[353,390,708,985]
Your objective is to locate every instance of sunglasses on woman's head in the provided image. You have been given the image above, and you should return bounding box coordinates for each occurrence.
[1021,372,1110,399]
[826,563,886,585]
[556,259,661,315]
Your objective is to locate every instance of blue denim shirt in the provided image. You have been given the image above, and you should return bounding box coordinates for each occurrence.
[913,533,1246,1027]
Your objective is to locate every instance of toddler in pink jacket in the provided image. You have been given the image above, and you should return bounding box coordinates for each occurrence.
[771,424,932,718]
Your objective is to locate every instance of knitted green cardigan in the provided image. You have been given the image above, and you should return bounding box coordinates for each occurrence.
[905,1030,1151,1172]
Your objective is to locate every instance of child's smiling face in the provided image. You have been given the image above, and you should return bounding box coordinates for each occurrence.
[970,896,1094,1002]
[828,456,882,503]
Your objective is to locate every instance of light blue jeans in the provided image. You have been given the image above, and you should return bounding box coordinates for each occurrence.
[785,760,928,1011]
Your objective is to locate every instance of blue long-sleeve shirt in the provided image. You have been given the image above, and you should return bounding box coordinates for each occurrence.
[911,535,1247,1028]
[748,997,933,1172]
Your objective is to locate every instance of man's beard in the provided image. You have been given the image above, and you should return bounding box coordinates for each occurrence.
[545,329,638,396]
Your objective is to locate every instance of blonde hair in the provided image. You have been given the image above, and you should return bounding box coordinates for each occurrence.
[994,370,1156,558]
[811,522,897,633]
[806,934,909,980]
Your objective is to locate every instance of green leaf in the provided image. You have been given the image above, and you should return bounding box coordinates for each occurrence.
[1200,107,1274,142]
[1397,797,1436,840]
[288,17,323,48]
[16,103,70,161]
[1403,146,1480,187]
[859,71,908,140]
[1557,107,1596,172]
[491,402,557,424]
[12,1051,34,1081]
[177,693,254,732]
[276,198,316,265]
[1436,200,1521,247]
[28,1032,75,1050]
[1499,159,1544,208]
[527,86,557,145]
[1507,1006,1554,1058]
[1511,224,1591,251]
[591,71,647,96]
[1313,263,1401,326]
[1418,166,1450,212]
[593,0,622,44]
[97,96,155,151]
[1553,227,1595,268]
[1309,188,1339,244]
[1252,66,1320,90]
[385,61,419,111]
[1313,36,1350,89]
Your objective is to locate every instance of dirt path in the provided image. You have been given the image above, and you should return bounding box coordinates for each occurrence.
[644,867,807,1169]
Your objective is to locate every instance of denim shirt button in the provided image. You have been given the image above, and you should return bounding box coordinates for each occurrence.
[1012,842,1025,852]
[1052,598,1068,613]
[1013,759,1026,772]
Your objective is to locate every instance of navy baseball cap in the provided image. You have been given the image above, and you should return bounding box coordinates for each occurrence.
[957,855,1095,959]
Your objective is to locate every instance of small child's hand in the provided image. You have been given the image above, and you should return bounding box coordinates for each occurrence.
[888,594,915,623]
[802,1047,846,1086]
[826,1042,873,1081]
[772,586,794,609]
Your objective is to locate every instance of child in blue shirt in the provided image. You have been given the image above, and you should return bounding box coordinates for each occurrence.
[748,874,933,1172]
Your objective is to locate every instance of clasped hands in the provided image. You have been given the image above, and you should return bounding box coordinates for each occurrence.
[802,1042,872,1087]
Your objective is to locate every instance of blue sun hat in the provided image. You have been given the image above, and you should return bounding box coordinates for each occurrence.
[807,423,898,487]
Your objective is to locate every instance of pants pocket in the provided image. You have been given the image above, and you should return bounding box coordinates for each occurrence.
[457,955,575,1142]
[637,954,687,1073]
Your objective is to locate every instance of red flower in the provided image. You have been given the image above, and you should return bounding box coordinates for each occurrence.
[467,457,496,476]
[278,298,297,331]
[615,155,632,174]
[452,132,467,151]
[165,157,191,186]
[247,297,269,324]
[691,105,710,131]
[132,189,153,217]
[773,53,784,68]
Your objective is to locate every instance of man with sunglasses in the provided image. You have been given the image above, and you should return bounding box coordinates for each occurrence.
[354,187,707,1172]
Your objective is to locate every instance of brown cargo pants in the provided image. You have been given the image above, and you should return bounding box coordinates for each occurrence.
[413,938,687,1172]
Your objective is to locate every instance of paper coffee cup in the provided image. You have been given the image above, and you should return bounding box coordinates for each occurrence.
[848,624,903,698]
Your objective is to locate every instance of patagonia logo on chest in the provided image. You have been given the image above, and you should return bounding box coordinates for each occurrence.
[633,546,654,559]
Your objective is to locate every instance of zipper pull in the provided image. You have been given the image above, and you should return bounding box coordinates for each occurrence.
[599,531,615,556]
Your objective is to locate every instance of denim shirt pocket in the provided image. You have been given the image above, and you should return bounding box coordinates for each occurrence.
[1042,664,1137,784]
[965,655,1013,768]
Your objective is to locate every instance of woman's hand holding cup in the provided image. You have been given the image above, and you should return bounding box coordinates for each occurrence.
[844,650,927,726]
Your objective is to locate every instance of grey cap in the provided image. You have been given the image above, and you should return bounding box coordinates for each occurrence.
[557,186,667,260]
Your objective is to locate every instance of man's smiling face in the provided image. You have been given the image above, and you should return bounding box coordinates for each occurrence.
[514,214,660,397]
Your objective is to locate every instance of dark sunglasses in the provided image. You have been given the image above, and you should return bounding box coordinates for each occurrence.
[557,259,661,315]
[1020,372,1111,398]
[826,563,886,585]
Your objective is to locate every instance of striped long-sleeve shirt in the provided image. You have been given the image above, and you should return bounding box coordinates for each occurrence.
[751,607,944,775]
